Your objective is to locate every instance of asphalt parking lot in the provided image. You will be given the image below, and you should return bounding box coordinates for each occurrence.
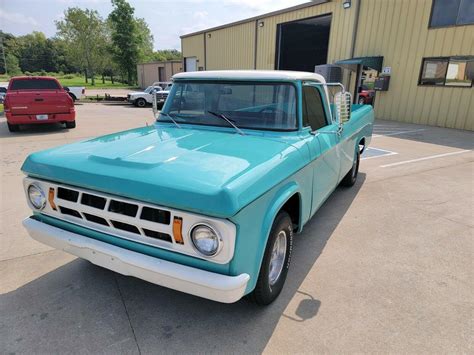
[1,103,473,353]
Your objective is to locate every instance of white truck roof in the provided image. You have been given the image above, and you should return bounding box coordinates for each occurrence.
[173,70,326,83]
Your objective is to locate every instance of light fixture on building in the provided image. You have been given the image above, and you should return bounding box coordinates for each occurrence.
[207,33,211,38]
[258,21,264,27]
[343,0,351,9]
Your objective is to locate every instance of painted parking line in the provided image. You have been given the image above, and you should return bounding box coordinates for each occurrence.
[380,150,471,168]
[361,147,398,160]
[372,128,426,138]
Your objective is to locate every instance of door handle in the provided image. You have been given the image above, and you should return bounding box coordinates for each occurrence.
[34,98,44,102]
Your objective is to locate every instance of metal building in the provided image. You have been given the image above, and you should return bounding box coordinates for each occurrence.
[181,0,473,130]
[137,60,183,88]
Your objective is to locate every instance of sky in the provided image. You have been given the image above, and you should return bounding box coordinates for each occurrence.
[0,0,308,50]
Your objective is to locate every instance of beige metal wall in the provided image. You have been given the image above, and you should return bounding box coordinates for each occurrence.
[181,0,473,130]
[255,0,355,69]
[182,35,206,70]
[137,61,183,88]
[356,0,473,130]
[206,21,256,69]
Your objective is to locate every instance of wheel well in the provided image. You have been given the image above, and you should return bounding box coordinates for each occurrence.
[359,137,366,153]
[280,193,300,231]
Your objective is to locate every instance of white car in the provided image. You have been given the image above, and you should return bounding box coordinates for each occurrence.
[0,86,6,103]
[64,86,85,101]
[128,82,172,107]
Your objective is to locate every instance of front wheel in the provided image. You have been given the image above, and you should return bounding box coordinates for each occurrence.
[340,148,360,187]
[249,211,293,305]
[358,97,365,105]
[136,98,147,107]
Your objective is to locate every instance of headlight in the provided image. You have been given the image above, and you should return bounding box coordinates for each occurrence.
[28,184,46,210]
[191,224,221,256]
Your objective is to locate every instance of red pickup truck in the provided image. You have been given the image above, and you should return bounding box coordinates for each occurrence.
[4,76,76,132]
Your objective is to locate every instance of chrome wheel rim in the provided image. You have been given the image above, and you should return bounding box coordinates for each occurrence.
[268,230,287,286]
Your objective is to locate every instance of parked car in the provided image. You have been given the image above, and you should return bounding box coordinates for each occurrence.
[21,71,373,304]
[127,83,170,107]
[4,76,75,132]
[358,84,375,105]
[0,86,7,103]
[64,86,85,101]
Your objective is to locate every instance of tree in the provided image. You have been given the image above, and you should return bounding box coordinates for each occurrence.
[109,0,154,84]
[151,49,182,62]
[56,8,108,85]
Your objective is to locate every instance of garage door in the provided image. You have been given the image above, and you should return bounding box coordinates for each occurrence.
[185,57,197,72]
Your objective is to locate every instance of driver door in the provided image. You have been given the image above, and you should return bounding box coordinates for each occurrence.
[302,84,342,215]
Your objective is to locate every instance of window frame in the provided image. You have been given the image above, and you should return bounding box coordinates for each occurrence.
[418,56,473,88]
[301,84,331,132]
[428,0,474,29]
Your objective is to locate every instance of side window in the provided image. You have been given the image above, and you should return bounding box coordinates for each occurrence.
[302,86,328,131]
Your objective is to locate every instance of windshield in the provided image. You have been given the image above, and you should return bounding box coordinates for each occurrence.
[160,81,297,131]
[144,86,154,93]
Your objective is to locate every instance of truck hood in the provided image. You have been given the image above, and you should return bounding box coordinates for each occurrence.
[22,125,308,217]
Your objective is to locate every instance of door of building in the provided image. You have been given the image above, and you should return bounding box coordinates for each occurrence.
[185,57,197,72]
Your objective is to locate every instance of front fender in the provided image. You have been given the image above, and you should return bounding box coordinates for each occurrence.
[228,165,312,294]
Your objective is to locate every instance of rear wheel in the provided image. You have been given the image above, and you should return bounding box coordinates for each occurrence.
[249,211,293,305]
[136,98,147,107]
[340,147,360,187]
[7,123,20,132]
[65,121,76,129]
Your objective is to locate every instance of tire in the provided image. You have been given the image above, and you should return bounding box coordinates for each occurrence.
[7,123,20,132]
[65,121,76,129]
[340,147,360,187]
[136,98,147,107]
[249,211,293,305]
[358,97,365,105]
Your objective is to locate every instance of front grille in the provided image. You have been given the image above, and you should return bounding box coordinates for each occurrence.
[52,186,173,245]
[57,187,79,202]
[109,200,138,217]
[81,193,106,209]
[141,206,170,224]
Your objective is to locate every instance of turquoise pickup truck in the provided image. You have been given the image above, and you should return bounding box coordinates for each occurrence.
[22,71,374,305]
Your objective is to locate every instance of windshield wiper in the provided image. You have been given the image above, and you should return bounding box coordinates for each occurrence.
[159,112,182,129]
[207,111,245,135]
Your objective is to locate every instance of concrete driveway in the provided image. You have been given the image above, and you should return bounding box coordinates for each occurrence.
[1,103,472,353]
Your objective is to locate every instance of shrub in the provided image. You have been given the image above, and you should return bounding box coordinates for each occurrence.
[63,74,75,79]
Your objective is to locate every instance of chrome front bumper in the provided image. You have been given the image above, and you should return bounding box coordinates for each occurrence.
[23,218,249,303]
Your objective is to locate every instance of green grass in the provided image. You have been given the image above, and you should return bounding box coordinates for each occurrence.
[0,104,3,113]
[59,75,136,89]
[0,73,137,89]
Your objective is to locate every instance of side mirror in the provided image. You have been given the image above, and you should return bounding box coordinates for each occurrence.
[334,91,352,124]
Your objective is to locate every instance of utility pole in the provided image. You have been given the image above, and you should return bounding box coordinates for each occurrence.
[0,37,7,76]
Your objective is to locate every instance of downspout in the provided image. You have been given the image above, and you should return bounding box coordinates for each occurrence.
[203,33,207,70]
[254,19,259,69]
[350,0,362,103]
[349,0,361,59]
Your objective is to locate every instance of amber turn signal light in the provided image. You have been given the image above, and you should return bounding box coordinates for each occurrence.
[48,187,57,210]
[173,217,184,244]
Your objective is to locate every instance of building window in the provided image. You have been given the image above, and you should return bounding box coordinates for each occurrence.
[419,56,474,87]
[429,0,474,28]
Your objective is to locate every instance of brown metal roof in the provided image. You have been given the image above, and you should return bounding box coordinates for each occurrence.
[180,0,329,38]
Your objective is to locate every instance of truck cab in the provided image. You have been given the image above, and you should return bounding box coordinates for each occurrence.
[21,71,374,304]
